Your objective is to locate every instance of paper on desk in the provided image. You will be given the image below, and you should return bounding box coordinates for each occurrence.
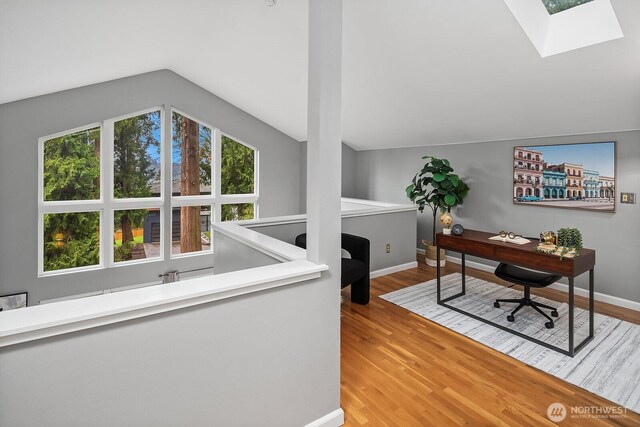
[489,235,531,245]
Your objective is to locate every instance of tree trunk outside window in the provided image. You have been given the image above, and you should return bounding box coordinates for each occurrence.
[180,117,202,253]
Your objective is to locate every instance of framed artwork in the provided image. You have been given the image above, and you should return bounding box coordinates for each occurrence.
[513,142,616,212]
[0,292,28,311]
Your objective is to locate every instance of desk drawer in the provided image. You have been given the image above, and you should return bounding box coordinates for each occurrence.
[440,238,495,258]
[493,246,573,276]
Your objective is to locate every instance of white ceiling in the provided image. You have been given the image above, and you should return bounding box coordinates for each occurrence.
[1,0,639,150]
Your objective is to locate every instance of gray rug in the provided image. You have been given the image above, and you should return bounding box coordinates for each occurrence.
[380,273,640,412]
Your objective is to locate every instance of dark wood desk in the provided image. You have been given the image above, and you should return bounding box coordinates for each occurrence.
[436,229,595,357]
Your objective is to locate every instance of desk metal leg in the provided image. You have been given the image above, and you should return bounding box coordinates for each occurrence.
[436,245,441,303]
[568,276,575,356]
[589,268,594,338]
[461,253,466,295]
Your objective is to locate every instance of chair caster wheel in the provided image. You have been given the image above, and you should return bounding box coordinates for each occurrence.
[551,310,559,318]
[507,315,515,322]
[545,322,554,329]
[494,302,500,308]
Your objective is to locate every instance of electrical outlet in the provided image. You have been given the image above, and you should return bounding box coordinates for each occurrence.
[385,243,391,253]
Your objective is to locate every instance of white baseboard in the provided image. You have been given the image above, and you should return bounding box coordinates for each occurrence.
[431,252,640,312]
[371,261,418,279]
[305,408,344,427]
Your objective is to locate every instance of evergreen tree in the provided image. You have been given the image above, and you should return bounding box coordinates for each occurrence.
[113,111,160,248]
[42,128,101,271]
[221,135,255,220]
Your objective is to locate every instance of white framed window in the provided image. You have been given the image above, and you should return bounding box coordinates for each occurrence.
[39,123,104,276]
[38,107,165,276]
[218,131,259,222]
[170,109,215,257]
[170,108,259,258]
[38,105,259,275]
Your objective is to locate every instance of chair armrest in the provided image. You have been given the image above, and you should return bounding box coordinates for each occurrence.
[341,233,370,267]
[296,233,370,268]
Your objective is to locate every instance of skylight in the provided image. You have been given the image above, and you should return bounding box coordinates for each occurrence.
[504,0,623,57]
[541,0,594,15]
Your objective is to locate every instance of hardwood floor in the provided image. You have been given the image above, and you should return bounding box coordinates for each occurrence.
[339,260,640,426]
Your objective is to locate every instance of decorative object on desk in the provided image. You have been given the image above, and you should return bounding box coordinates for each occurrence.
[512,141,616,213]
[540,231,557,245]
[451,223,464,236]
[557,227,582,252]
[489,231,531,245]
[535,227,583,260]
[440,212,453,234]
[0,292,28,311]
[406,155,469,267]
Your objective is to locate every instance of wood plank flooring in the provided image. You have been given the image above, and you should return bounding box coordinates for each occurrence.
[339,259,640,426]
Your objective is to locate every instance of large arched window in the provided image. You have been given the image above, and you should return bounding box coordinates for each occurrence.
[38,106,259,275]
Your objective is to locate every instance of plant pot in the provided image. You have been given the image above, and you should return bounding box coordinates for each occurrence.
[423,241,446,267]
[442,228,452,235]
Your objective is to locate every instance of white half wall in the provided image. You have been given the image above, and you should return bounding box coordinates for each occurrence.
[0,272,339,426]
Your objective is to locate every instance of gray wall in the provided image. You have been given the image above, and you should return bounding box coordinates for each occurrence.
[246,209,417,273]
[341,143,358,198]
[0,70,302,304]
[299,142,359,212]
[213,231,280,274]
[0,277,339,427]
[355,132,640,303]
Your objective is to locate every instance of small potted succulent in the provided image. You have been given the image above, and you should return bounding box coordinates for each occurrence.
[406,156,469,267]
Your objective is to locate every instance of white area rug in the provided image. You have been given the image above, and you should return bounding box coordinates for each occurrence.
[380,273,640,412]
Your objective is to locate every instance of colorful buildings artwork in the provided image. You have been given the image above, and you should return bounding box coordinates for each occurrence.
[599,176,615,199]
[583,169,599,199]
[545,162,583,198]
[513,147,543,198]
[515,146,614,202]
[563,163,584,198]
[513,143,615,210]
[542,170,566,199]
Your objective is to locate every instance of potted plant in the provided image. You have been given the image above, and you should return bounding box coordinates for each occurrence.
[556,227,583,258]
[406,156,470,267]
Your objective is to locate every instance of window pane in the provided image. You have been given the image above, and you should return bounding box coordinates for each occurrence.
[172,112,212,196]
[43,127,100,201]
[171,205,212,255]
[43,212,100,272]
[221,203,254,221]
[114,111,161,199]
[114,208,160,262]
[221,135,254,195]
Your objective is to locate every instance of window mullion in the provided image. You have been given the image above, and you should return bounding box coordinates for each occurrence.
[214,128,222,223]
[103,119,114,268]
[162,105,172,262]
[39,202,105,214]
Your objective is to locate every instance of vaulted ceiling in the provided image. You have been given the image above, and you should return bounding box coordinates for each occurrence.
[1,0,639,150]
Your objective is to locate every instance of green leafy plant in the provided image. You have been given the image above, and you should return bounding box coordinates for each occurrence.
[406,156,470,245]
[557,227,583,255]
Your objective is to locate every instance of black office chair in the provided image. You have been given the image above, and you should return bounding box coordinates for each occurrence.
[295,233,370,305]
[493,263,562,329]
